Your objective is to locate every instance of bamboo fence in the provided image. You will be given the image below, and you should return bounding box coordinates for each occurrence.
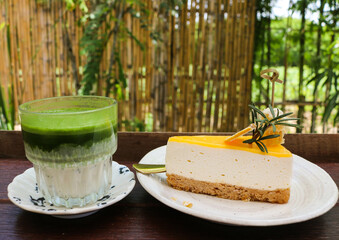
[0,0,256,132]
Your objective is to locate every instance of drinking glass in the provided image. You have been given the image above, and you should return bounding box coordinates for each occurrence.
[19,96,117,208]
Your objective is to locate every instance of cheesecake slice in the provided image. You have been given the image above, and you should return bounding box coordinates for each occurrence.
[165,136,293,203]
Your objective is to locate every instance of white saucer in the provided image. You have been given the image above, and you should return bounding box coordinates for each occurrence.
[7,161,135,218]
[137,146,339,226]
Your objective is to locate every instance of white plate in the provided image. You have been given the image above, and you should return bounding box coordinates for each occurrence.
[136,146,339,226]
[7,161,135,218]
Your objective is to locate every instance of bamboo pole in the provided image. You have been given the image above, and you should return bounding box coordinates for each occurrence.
[68,5,76,95]
[61,3,67,96]
[50,0,57,97]
[64,7,71,96]
[145,0,152,129]
[204,0,214,132]
[219,0,227,131]
[236,0,246,130]
[131,8,137,121]
[244,0,256,127]
[180,3,188,131]
[16,0,33,103]
[54,0,62,96]
[169,10,177,131]
[225,0,235,131]
[136,3,142,121]
[212,0,222,131]
[75,5,81,94]
[37,2,49,98]
[219,0,227,130]
[241,0,250,128]
[188,0,196,132]
[8,0,20,114]
[0,0,10,107]
[196,0,206,132]
[30,0,40,99]
[230,0,240,131]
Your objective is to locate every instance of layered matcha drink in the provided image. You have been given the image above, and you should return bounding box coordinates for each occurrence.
[19,96,117,208]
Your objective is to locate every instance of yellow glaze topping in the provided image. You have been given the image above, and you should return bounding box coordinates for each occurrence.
[168,136,292,158]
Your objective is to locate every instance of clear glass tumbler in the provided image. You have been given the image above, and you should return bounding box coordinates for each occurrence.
[19,96,117,208]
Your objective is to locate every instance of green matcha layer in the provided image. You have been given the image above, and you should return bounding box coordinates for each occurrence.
[23,131,117,167]
[22,122,117,152]
[22,122,117,166]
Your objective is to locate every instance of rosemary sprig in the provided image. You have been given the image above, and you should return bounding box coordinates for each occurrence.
[244,104,303,153]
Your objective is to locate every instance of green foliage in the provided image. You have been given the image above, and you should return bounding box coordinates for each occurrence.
[321,67,338,126]
[323,91,338,126]
[65,0,88,12]
[0,22,5,30]
[252,0,338,132]
[121,117,146,132]
[72,0,158,98]
[307,37,339,127]
[77,1,114,95]
[159,0,186,13]
[0,84,14,130]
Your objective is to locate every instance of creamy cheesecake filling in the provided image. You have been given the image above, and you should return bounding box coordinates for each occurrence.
[165,141,292,191]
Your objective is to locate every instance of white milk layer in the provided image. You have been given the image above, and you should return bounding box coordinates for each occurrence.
[34,156,112,207]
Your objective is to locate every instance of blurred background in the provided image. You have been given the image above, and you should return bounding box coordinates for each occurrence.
[0,0,338,133]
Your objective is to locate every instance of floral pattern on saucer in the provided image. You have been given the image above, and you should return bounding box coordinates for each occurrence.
[7,161,135,218]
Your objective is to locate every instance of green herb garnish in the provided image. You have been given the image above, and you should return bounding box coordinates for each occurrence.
[243,104,303,153]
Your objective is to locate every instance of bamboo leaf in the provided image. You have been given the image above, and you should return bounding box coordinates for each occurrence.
[334,111,339,127]
[0,114,5,130]
[322,70,333,89]
[125,28,145,51]
[323,92,339,124]
[308,71,326,95]
[0,85,12,130]
[115,52,127,88]
[306,71,325,85]
[7,85,14,130]
[0,86,9,124]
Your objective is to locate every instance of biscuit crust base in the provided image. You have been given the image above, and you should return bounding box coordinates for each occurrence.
[167,174,290,204]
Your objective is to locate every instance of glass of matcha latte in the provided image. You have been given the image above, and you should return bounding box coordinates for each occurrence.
[19,96,117,208]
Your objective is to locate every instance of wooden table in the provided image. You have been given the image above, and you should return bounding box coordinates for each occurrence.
[1,131,338,239]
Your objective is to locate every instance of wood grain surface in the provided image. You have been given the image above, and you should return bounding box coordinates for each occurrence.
[0,132,338,239]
